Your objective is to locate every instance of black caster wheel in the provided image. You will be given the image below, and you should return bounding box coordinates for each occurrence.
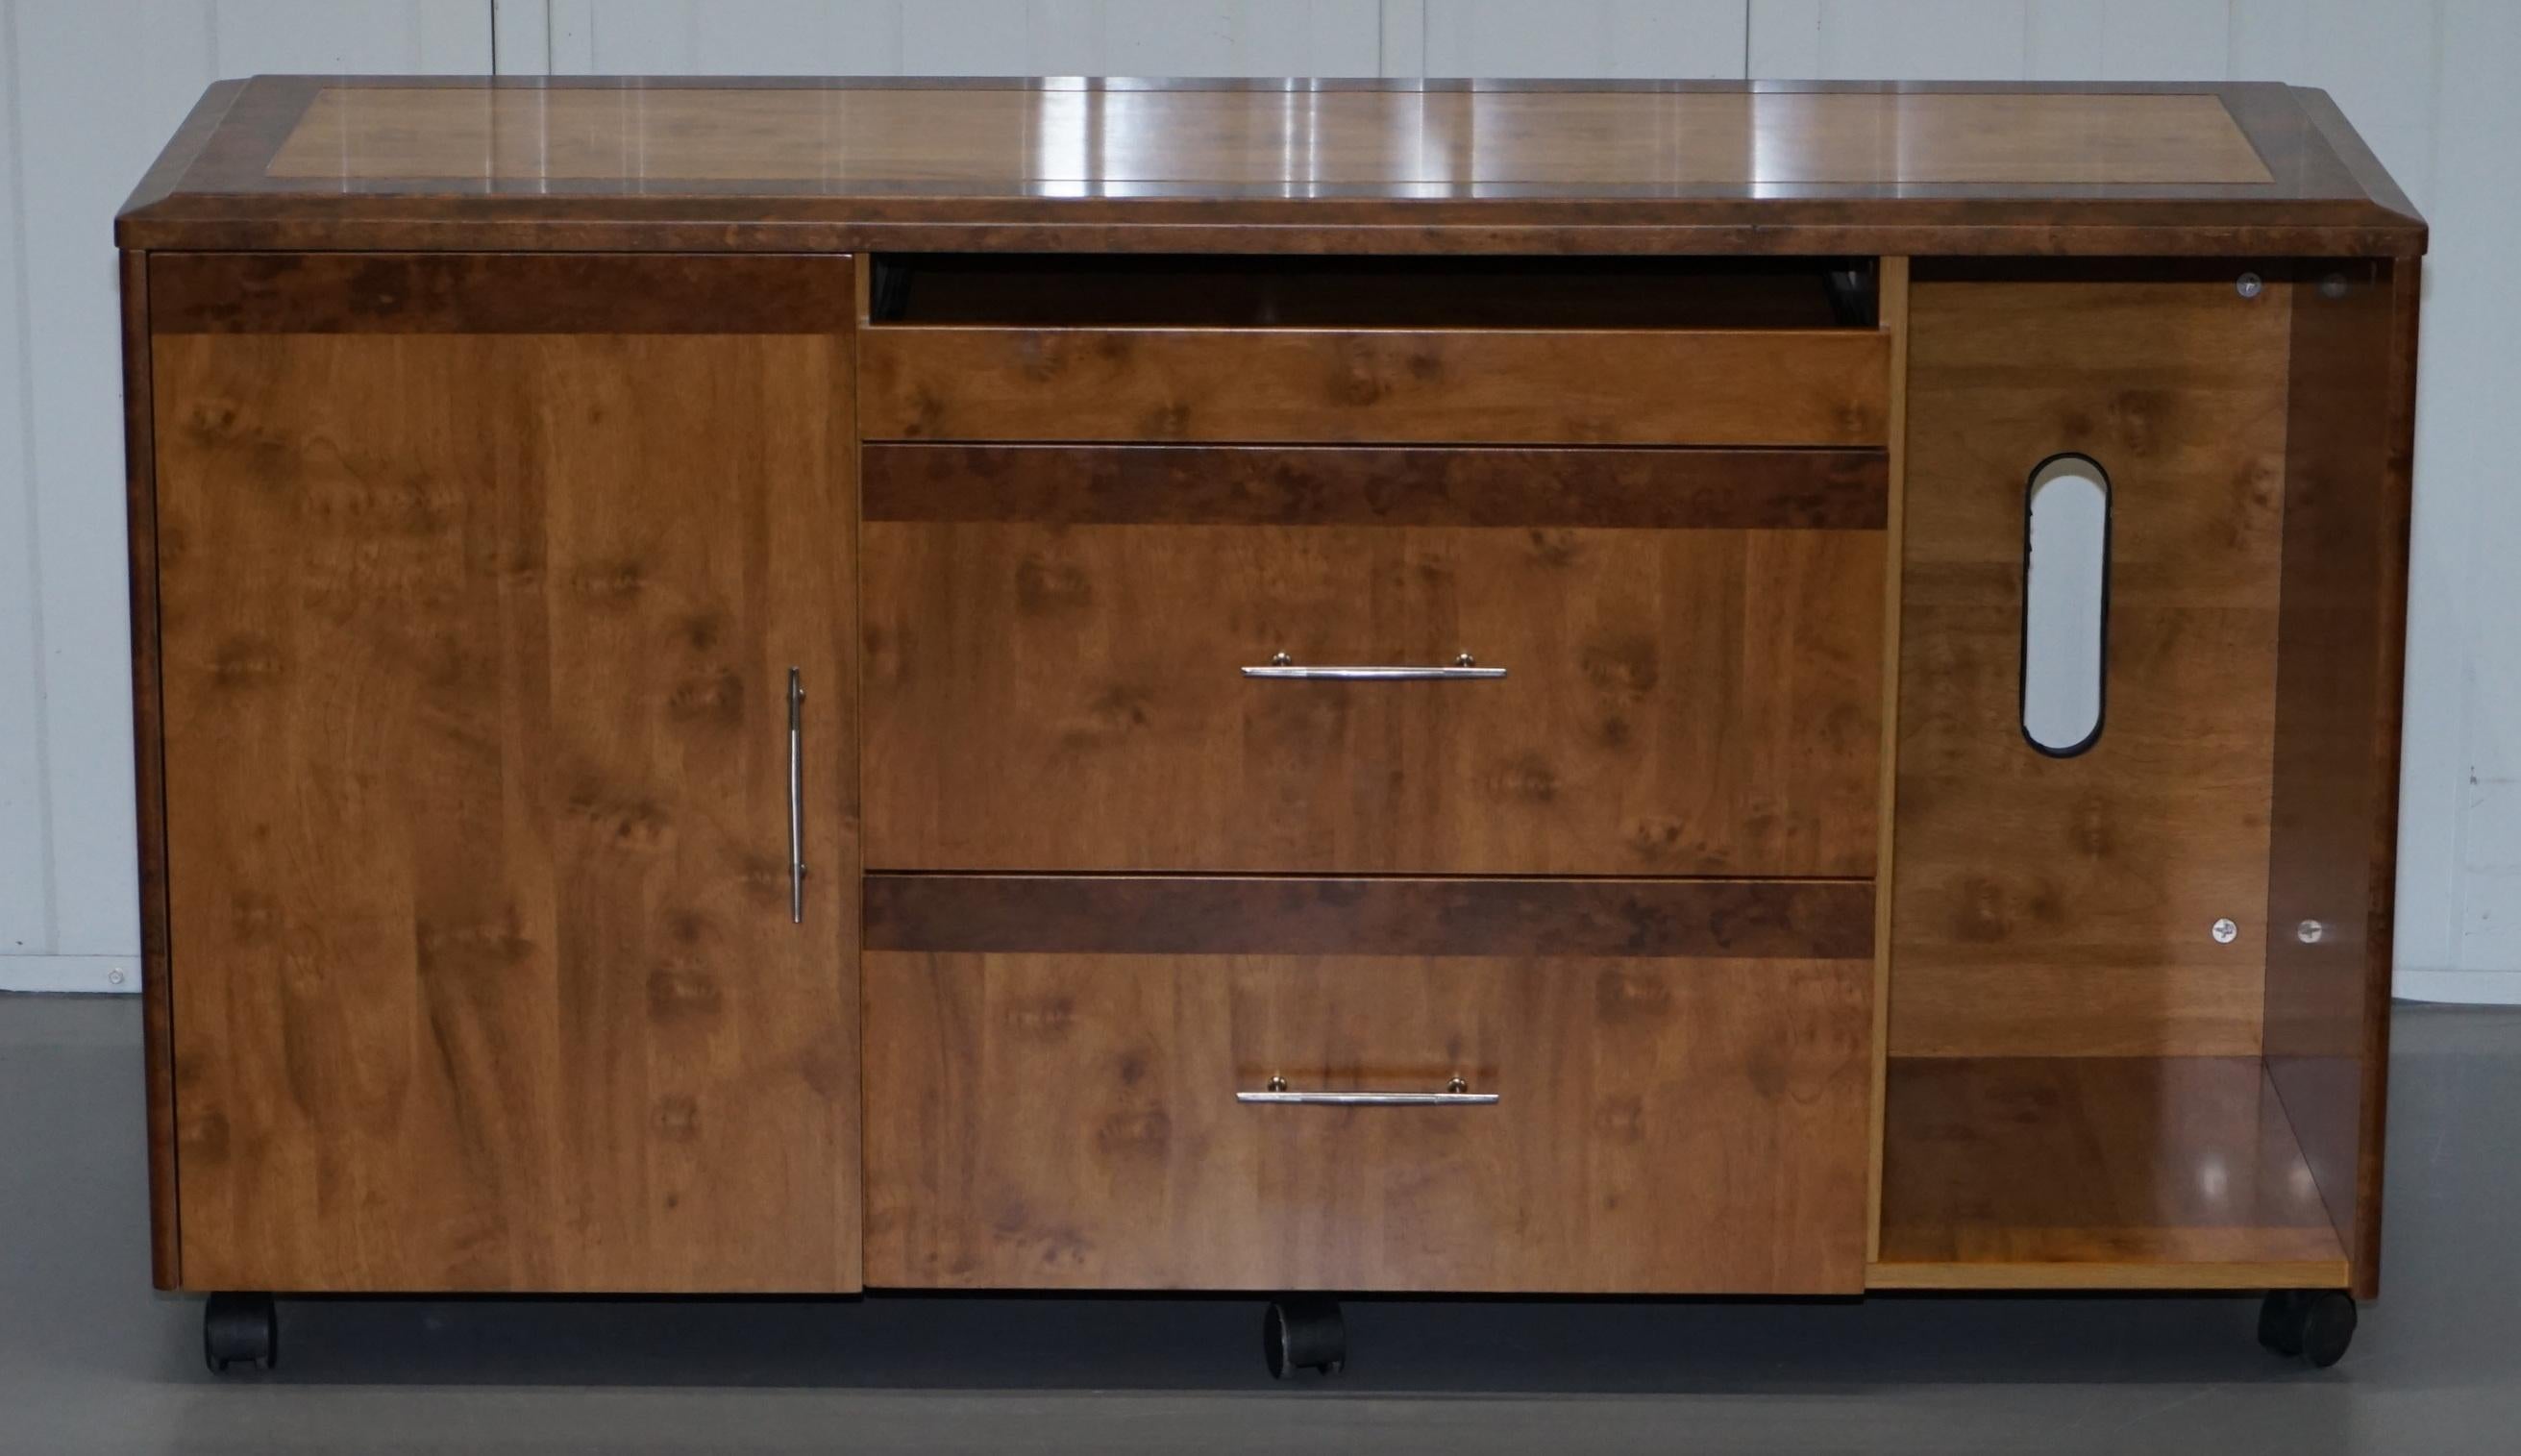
[2259,1290,2357,1368]
[204,1292,278,1374]
[1264,1296,1346,1378]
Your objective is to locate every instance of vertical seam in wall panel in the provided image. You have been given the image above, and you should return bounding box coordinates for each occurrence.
[2429,0,2469,967]
[2425,2,2445,200]
[1,0,59,954]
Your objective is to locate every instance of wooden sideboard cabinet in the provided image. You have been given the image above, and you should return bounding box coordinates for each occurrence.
[116,77,2422,1377]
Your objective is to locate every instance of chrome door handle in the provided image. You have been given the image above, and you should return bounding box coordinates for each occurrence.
[786,666,804,925]
[1237,1075,1498,1106]
[1242,652,1505,680]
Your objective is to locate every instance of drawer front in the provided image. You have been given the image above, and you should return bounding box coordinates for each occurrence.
[858,326,1891,446]
[861,875,1874,1295]
[862,444,1885,877]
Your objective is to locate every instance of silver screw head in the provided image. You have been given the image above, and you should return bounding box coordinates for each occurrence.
[2237,272,2264,300]
[1447,1076,1469,1094]
[2320,273,2351,301]
[107,968,127,986]
[1267,1074,1288,1092]
[2298,920,2326,945]
[2212,918,2240,944]
[1455,653,1475,668]
[1271,652,1293,667]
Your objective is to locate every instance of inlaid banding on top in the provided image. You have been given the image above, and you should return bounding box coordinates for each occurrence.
[262,86,2276,189]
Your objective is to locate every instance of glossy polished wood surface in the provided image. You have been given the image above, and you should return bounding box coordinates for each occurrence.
[151,254,861,1293]
[865,947,1871,1293]
[1890,265,2290,1058]
[1873,1057,2347,1288]
[862,457,1883,876]
[2264,259,2421,1298]
[859,326,1890,447]
[116,78,2426,257]
[267,85,2271,186]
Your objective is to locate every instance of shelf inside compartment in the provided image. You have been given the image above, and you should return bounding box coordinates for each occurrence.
[1872,1056,2349,1290]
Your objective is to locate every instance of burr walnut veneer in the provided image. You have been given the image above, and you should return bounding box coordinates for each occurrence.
[119,78,2421,1317]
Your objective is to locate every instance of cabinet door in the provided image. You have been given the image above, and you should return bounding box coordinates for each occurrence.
[148,254,858,1293]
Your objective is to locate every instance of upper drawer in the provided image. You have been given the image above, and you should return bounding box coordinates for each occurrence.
[861,442,1886,877]
[856,253,1891,448]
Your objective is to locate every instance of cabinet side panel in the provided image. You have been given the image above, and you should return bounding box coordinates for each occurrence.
[151,253,861,1293]
[2263,259,2417,1300]
[1891,264,2290,1056]
[121,250,180,1289]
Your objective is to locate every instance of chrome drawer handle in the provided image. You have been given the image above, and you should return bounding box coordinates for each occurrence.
[1237,1075,1499,1106]
[1242,652,1505,680]
[786,666,805,925]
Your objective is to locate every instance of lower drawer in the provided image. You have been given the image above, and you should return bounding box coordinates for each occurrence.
[861,875,1874,1295]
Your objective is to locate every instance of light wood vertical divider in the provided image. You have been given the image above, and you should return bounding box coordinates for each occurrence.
[1866,257,1911,1264]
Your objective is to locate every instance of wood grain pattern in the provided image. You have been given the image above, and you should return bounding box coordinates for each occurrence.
[104,72,2430,1308]
[266,86,2271,187]
[121,249,181,1290]
[114,79,2426,259]
[1888,266,2293,1057]
[865,875,1874,960]
[2263,259,2420,1299]
[1873,1057,2346,1288]
[864,949,1872,1293]
[1866,257,1913,1265]
[150,254,862,1294]
[862,444,1889,530]
[859,326,1891,447]
[863,514,1882,877]
[151,252,858,334]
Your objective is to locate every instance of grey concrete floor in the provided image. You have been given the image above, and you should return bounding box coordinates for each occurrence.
[3,996,2515,1455]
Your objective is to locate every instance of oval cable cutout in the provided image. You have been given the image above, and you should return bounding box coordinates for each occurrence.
[2020,454,2111,755]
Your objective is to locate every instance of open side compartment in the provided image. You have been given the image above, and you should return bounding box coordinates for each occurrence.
[1870,259,2414,1294]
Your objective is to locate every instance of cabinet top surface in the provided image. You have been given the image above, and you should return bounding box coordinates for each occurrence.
[119,76,2424,256]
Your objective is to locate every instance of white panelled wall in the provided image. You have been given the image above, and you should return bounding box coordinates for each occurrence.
[0,1,491,992]
[1,0,2514,999]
